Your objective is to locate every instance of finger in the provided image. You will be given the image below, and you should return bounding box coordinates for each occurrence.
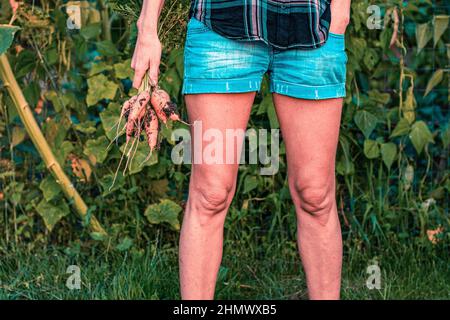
[131,46,139,69]
[148,61,160,86]
[131,54,136,69]
[133,69,146,89]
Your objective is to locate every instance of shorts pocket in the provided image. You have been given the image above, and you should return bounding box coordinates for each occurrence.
[326,32,346,52]
[186,17,210,35]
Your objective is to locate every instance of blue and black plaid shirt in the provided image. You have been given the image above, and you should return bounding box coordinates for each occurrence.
[189,0,332,50]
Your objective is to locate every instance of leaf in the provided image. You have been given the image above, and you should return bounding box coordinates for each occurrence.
[90,232,108,241]
[11,126,26,147]
[96,40,120,57]
[380,142,397,169]
[114,59,133,79]
[336,156,355,176]
[354,110,378,138]
[116,237,133,252]
[266,96,279,129]
[160,68,181,99]
[99,172,125,196]
[243,175,258,194]
[44,48,58,65]
[424,69,444,97]
[363,139,380,159]
[88,62,113,77]
[45,90,70,112]
[390,118,410,138]
[336,135,354,176]
[0,25,20,55]
[433,15,449,47]
[441,124,450,148]
[149,179,169,198]
[73,121,97,134]
[39,175,61,201]
[100,102,122,140]
[5,181,24,204]
[15,50,37,78]
[159,119,174,144]
[80,23,102,40]
[144,199,182,230]
[416,22,432,54]
[120,140,158,175]
[368,90,391,105]
[86,74,119,106]
[409,121,435,154]
[36,199,70,232]
[54,140,74,164]
[348,37,367,62]
[167,47,184,76]
[257,94,272,115]
[44,117,69,149]
[363,48,379,70]
[83,136,110,164]
[23,81,40,108]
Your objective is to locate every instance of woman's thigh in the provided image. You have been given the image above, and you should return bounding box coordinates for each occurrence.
[182,17,267,192]
[273,94,343,198]
[185,93,255,195]
[268,26,347,203]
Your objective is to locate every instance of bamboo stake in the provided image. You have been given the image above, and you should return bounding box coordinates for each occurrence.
[98,0,112,42]
[0,54,107,236]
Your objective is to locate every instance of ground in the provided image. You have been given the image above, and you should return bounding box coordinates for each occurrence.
[0,239,449,300]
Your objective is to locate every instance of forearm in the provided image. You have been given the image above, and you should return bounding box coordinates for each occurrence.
[330,0,351,33]
[137,0,165,37]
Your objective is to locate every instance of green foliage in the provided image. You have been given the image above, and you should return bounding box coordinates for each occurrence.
[35,199,70,232]
[86,74,119,106]
[0,25,19,55]
[0,0,448,252]
[144,199,182,230]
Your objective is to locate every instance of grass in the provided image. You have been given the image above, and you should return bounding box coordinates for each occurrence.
[0,237,449,300]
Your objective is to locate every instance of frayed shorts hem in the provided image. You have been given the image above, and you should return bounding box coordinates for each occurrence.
[182,77,262,95]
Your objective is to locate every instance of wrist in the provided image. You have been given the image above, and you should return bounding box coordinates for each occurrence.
[329,1,351,34]
[329,13,350,34]
[137,18,158,37]
[137,27,159,44]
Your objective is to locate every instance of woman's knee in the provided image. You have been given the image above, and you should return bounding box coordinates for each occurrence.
[190,178,234,215]
[289,179,335,224]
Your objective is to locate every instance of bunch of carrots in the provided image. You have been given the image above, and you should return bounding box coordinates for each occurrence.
[108,73,188,189]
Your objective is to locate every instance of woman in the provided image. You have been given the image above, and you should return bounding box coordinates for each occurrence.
[132,0,351,300]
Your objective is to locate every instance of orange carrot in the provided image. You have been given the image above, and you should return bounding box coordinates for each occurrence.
[141,108,159,165]
[150,88,169,123]
[146,108,159,152]
[117,95,138,138]
[127,91,150,142]
[151,87,189,125]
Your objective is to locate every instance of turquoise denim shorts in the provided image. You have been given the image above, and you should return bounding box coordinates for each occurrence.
[182,17,348,100]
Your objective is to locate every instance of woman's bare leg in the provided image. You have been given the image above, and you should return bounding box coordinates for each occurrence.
[179,92,255,300]
[273,94,343,300]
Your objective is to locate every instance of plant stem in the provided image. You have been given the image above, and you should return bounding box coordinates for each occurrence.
[0,54,107,236]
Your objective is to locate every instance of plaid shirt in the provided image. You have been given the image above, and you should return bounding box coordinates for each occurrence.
[189,0,332,50]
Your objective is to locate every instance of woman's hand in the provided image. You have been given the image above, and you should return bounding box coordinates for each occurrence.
[131,25,162,89]
[329,0,351,34]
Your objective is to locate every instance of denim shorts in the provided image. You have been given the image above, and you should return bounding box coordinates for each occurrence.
[182,17,348,100]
